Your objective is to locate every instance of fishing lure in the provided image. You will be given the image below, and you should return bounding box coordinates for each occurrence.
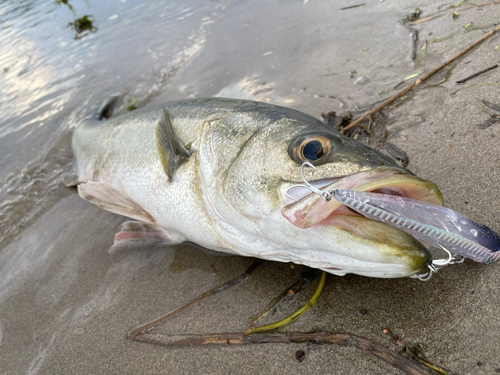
[290,161,500,280]
[332,189,500,264]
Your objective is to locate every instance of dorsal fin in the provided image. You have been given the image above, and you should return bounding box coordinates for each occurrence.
[155,107,191,181]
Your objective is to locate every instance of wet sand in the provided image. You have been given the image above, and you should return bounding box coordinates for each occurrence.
[1,1,500,374]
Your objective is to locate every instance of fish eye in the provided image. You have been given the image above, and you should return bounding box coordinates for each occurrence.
[302,140,324,161]
[289,133,334,165]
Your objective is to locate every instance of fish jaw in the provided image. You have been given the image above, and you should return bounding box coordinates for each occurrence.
[249,208,431,278]
[317,215,431,277]
[282,167,443,229]
[277,167,442,277]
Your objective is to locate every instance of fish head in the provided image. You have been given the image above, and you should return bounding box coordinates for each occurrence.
[201,104,441,278]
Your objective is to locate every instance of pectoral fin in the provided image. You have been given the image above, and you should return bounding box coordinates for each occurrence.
[155,107,191,181]
[78,182,155,224]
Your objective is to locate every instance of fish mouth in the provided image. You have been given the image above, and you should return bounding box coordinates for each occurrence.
[282,167,443,276]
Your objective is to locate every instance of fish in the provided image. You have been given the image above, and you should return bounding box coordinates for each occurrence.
[72,98,443,279]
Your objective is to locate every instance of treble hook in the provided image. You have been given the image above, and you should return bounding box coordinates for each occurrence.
[286,161,335,202]
[410,245,465,281]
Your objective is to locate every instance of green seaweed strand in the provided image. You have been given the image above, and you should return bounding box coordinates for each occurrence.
[244,271,327,335]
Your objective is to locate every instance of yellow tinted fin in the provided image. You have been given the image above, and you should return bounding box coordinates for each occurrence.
[155,107,191,181]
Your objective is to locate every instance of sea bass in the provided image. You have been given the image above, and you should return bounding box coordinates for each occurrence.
[72,98,443,278]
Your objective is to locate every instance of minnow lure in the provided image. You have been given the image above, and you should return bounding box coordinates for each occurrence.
[332,189,500,264]
[290,161,500,280]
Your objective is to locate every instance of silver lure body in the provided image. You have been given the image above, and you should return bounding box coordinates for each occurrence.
[333,189,500,263]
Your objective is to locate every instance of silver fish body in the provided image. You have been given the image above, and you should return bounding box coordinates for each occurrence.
[73,98,442,278]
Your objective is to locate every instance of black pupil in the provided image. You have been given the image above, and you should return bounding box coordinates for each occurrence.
[303,140,324,161]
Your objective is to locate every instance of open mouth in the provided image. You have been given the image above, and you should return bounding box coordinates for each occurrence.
[281,166,443,276]
[282,166,443,229]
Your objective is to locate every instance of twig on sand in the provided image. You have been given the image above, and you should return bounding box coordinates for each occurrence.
[127,260,262,340]
[404,347,452,375]
[455,0,500,12]
[384,328,453,375]
[420,0,500,23]
[408,27,419,60]
[127,265,448,374]
[477,116,500,129]
[456,63,498,83]
[482,99,500,112]
[132,331,429,375]
[341,24,500,134]
[248,269,319,325]
[408,14,444,25]
[341,3,365,10]
[438,2,455,9]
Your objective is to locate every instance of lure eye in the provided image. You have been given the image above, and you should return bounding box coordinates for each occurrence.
[302,140,324,161]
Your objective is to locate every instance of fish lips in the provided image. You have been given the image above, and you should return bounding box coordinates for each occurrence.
[282,167,443,276]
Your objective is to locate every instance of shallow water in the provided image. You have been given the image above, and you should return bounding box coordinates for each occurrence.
[0,0,228,247]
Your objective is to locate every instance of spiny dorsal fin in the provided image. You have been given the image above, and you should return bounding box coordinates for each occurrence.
[155,107,191,181]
